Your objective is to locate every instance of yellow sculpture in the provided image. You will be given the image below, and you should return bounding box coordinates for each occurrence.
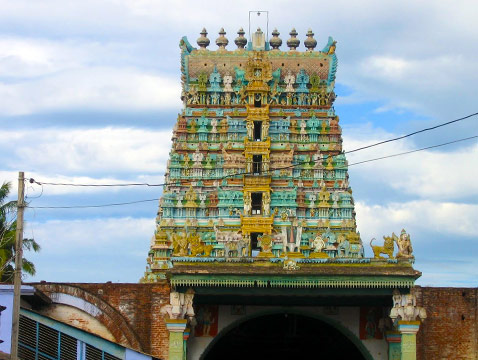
[258,234,273,257]
[172,233,188,256]
[370,235,395,259]
[188,233,214,257]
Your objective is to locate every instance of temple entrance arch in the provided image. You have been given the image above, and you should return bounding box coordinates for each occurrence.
[199,309,373,360]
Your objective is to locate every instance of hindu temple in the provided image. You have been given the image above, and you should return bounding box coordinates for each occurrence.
[140,26,425,360]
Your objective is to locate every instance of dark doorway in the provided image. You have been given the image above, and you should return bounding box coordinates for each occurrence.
[252,154,262,174]
[203,313,367,360]
[250,232,261,253]
[251,193,262,215]
[253,121,262,141]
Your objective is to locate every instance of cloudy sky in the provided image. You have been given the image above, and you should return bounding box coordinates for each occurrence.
[1,0,477,286]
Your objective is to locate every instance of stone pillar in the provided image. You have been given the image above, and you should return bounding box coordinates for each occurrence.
[166,319,188,360]
[398,321,420,360]
[161,289,195,360]
[390,288,426,360]
[385,331,401,360]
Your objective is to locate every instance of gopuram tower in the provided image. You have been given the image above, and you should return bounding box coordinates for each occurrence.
[142,27,425,360]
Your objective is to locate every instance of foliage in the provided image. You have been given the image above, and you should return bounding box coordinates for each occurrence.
[0,182,40,283]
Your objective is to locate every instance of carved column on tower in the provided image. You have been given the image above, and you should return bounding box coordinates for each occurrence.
[389,288,427,360]
[161,289,195,360]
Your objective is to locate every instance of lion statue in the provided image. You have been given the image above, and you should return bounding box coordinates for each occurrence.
[370,234,396,259]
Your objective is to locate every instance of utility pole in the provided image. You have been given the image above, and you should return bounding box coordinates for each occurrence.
[10,171,25,360]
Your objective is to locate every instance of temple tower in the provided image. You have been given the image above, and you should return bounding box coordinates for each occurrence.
[142,27,424,360]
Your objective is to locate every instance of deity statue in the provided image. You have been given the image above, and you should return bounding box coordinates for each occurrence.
[244,193,252,215]
[312,234,325,253]
[183,155,191,168]
[300,119,307,135]
[331,192,340,208]
[262,192,271,215]
[205,154,213,168]
[395,229,413,258]
[390,288,427,323]
[224,92,231,105]
[258,234,273,254]
[246,121,254,139]
[170,291,182,318]
[187,85,199,105]
[182,289,195,319]
[172,232,188,256]
[192,149,204,167]
[284,72,295,92]
[261,121,269,140]
[326,156,334,170]
[308,194,317,208]
[161,289,195,321]
[199,193,207,207]
[189,119,197,132]
[223,74,233,92]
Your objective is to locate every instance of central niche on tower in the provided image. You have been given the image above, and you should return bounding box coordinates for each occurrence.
[253,121,262,140]
[251,192,262,215]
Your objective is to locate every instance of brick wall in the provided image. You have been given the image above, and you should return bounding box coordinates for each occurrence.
[34,282,171,360]
[416,287,478,360]
[33,283,478,360]
[75,282,171,360]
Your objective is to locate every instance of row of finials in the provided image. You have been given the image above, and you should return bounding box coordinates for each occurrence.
[197,27,322,51]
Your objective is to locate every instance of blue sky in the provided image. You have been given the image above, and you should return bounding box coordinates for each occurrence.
[1,0,477,286]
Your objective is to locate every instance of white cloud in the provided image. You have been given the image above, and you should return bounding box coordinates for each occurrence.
[27,217,154,254]
[0,67,181,115]
[0,127,172,177]
[343,127,478,200]
[356,200,478,241]
[24,217,155,282]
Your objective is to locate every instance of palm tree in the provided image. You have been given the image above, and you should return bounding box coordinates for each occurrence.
[0,181,40,282]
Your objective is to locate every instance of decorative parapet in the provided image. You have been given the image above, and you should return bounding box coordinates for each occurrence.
[170,274,416,288]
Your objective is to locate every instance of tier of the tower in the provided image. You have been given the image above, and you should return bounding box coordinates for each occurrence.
[142,29,362,282]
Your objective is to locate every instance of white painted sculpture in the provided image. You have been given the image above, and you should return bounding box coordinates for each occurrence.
[390,288,427,323]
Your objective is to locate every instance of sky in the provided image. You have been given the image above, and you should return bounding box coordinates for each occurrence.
[0,0,477,287]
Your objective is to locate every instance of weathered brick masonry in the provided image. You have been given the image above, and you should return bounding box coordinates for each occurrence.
[416,287,478,360]
[32,283,478,359]
[34,281,171,360]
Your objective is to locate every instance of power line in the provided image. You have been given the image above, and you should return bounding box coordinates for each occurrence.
[29,198,158,209]
[26,134,477,210]
[345,111,478,153]
[28,111,477,188]
[29,181,162,187]
[347,135,478,167]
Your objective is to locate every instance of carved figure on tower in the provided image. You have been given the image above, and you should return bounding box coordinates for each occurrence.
[396,229,414,258]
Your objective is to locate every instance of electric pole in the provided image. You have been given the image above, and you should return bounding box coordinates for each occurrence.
[10,171,25,360]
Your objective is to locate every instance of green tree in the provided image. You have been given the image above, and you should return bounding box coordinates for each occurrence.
[0,181,40,282]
